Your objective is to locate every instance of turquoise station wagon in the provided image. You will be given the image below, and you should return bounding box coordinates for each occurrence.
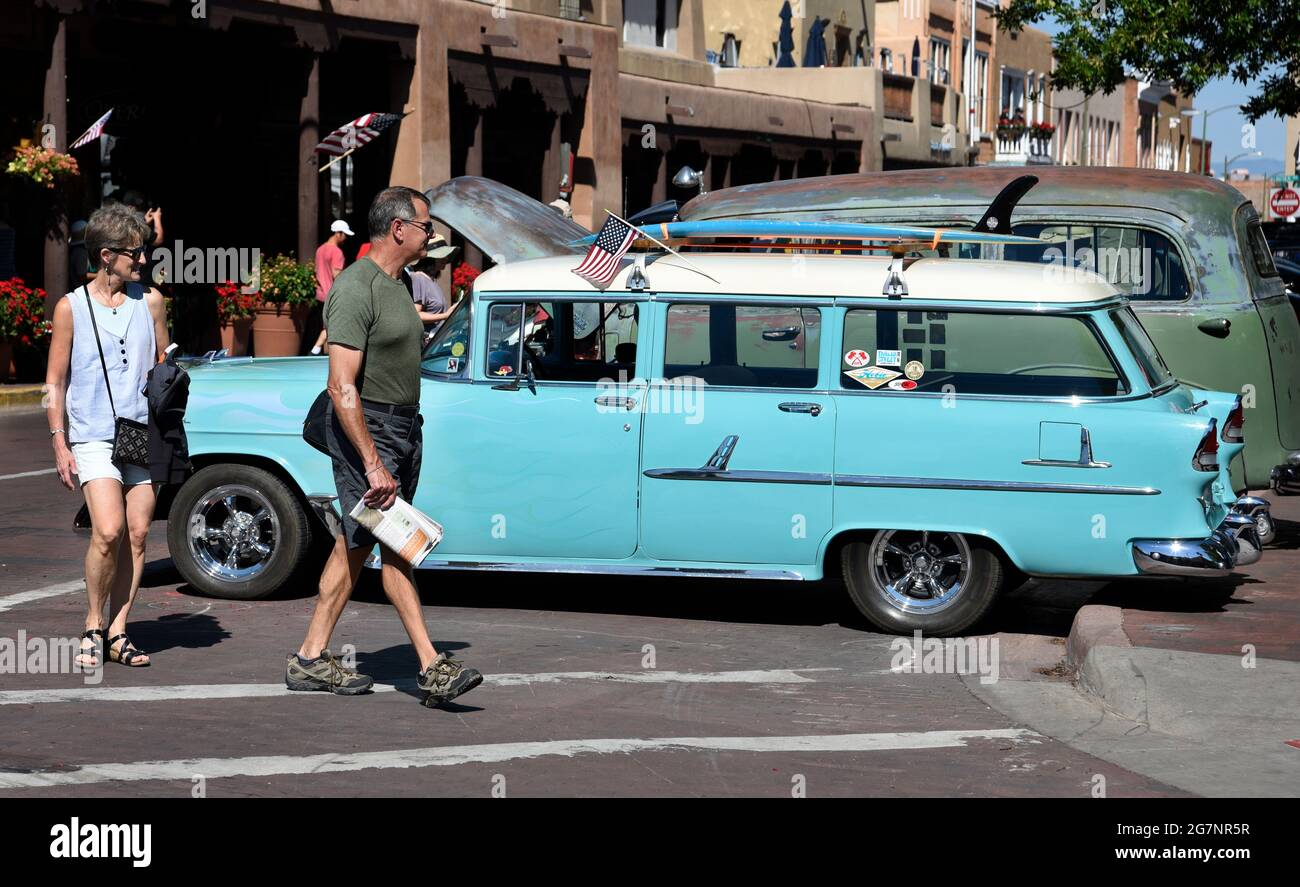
[166,204,1270,635]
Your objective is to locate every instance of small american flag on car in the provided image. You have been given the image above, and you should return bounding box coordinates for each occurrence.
[315,112,404,156]
[69,109,113,150]
[572,213,637,287]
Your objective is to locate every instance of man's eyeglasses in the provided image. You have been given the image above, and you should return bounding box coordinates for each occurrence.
[108,246,148,261]
[396,218,434,237]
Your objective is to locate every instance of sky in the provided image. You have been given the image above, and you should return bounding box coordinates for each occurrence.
[1033,18,1289,177]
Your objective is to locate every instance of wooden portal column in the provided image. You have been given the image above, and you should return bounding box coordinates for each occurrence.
[297,53,320,264]
[43,15,68,314]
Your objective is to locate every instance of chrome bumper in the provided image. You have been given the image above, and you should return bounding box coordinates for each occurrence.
[306,495,343,538]
[1270,452,1300,495]
[1231,495,1275,546]
[1132,502,1266,577]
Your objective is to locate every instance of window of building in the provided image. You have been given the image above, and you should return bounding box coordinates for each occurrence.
[664,303,821,388]
[624,0,678,51]
[929,37,951,85]
[840,309,1127,398]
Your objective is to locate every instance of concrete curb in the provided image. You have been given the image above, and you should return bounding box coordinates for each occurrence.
[0,385,44,411]
[1065,603,1148,723]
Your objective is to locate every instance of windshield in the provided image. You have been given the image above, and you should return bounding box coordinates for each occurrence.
[421,299,470,378]
[1110,307,1174,390]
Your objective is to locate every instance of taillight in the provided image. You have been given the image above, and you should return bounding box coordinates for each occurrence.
[1194,418,1220,472]
[1222,397,1245,443]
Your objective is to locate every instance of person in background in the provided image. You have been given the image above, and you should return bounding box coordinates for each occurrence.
[118,190,164,248]
[309,220,354,355]
[68,220,92,285]
[46,203,170,669]
[406,234,458,339]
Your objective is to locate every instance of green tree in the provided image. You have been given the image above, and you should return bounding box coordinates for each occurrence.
[997,0,1299,120]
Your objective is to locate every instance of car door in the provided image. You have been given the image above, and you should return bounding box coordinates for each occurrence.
[420,296,645,561]
[639,299,835,566]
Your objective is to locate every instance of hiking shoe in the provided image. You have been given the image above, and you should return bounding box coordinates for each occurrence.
[285,649,374,695]
[417,653,483,705]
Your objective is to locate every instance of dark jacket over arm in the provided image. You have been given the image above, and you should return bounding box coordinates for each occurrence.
[145,357,192,486]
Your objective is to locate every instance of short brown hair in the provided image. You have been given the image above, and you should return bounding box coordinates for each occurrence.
[85,203,152,271]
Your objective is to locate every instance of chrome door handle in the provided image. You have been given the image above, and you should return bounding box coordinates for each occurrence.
[595,395,637,410]
[779,402,822,416]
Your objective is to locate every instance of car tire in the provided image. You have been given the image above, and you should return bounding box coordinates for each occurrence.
[841,530,1003,636]
[167,463,314,601]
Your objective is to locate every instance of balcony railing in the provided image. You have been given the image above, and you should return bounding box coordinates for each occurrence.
[994,131,1054,165]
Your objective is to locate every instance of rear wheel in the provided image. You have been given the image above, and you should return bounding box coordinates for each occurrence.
[841,529,1003,636]
[167,464,314,600]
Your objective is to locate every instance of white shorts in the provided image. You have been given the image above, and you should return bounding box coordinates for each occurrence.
[71,441,152,487]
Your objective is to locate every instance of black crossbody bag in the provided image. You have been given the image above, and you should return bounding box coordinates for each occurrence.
[84,285,150,467]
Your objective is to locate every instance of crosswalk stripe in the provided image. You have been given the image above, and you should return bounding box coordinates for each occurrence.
[0,729,1041,789]
[0,669,840,706]
[0,580,85,614]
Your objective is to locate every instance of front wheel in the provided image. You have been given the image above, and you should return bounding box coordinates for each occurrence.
[167,463,314,600]
[841,530,1003,636]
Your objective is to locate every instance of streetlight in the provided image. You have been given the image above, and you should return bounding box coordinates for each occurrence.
[1183,104,1238,175]
[1223,150,1262,181]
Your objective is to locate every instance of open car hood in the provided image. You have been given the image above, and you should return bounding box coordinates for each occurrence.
[424,176,589,265]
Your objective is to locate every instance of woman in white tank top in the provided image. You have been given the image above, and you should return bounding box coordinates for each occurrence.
[44,204,170,669]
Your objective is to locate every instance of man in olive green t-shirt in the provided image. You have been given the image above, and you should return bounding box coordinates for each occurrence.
[290,185,483,707]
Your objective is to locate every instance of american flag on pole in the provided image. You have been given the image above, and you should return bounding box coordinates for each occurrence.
[315,112,405,156]
[69,109,113,150]
[572,213,637,287]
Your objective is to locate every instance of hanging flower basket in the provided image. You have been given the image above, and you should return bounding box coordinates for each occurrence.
[5,145,80,191]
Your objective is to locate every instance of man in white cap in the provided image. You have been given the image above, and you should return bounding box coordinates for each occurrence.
[310,220,355,355]
[406,234,459,338]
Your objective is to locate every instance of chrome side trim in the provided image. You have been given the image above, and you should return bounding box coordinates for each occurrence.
[834,474,1159,495]
[704,434,739,470]
[644,468,833,485]
[1023,427,1112,469]
[306,495,343,538]
[408,561,805,580]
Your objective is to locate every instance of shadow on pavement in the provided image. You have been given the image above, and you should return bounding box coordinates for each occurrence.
[125,611,232,654]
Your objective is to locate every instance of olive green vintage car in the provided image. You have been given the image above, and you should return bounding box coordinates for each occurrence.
[678,168,1300,492]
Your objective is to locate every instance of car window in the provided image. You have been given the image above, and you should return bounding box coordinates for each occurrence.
[1009,224,1190,301]
[1110,307,1174,389]
[840,308,1128,397]
[421,299,469,378]
[664,303,821,389]
[1245,220,1279,278]
[486,300,639,382]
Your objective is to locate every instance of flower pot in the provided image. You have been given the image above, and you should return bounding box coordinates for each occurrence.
[0,341,12,383]
[219,317,253,356]
[251,303,307,357]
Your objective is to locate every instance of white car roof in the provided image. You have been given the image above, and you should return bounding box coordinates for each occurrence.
[472,253,1121,304]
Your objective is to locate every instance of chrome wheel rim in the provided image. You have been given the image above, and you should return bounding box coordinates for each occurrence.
[188,484,279,582]
[869,530,971,614]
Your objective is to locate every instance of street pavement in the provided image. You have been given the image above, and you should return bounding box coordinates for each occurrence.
[0,405,1294,797]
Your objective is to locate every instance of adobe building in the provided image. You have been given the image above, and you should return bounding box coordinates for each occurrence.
[8,0,891,313]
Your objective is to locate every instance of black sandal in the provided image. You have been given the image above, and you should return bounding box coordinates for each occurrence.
[76,629,103,668]
[106,633,151,667]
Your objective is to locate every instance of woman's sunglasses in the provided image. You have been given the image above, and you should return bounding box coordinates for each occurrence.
[107,246,148,261]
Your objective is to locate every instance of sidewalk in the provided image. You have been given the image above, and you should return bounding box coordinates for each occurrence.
[971,492,1300,796]
[0,384,44,411]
